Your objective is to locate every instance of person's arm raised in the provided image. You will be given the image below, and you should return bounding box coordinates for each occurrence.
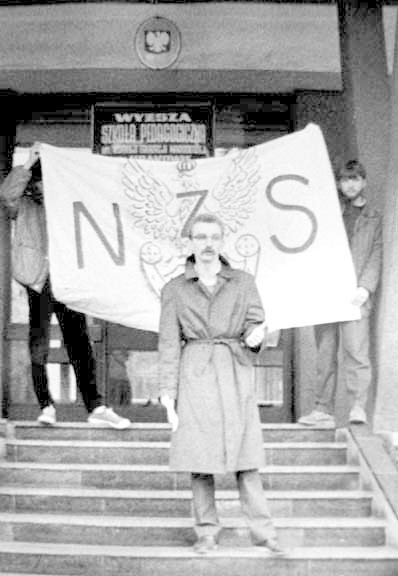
[23,142,41,171]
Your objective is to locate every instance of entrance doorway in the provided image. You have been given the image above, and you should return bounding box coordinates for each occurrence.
[5,93,295,423]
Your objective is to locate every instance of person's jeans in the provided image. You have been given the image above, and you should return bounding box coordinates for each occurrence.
[314,316,371,414]
[191,470,276,544]
[27,278,103,413]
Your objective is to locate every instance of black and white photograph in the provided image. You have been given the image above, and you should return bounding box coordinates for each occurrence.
[0,1,397,575]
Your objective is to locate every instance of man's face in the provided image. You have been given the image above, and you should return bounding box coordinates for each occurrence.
[190,221,224,264]
[339,175,366,201]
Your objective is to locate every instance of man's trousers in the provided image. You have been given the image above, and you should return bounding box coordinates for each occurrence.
[27,279,103,413]
[191,470,276,544]
[314,315,371,413]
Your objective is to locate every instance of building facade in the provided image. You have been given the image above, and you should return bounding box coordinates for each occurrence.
[0,1,397,436]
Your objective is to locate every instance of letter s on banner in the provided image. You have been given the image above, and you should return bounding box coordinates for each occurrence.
[265,174,318,254]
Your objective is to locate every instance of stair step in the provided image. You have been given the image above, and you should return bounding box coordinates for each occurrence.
[6,440,347,466]
[10,422,337,443]
[0,463,360,490]
[0,513,386,547]
[0,541,397,576]
[0,486,372,517]
[1,422,395,575]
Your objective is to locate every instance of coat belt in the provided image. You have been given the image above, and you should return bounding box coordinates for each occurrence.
[186,338,240,345]
[185,338,252,366]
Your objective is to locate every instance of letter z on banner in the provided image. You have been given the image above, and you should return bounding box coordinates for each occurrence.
[38,123,360,333]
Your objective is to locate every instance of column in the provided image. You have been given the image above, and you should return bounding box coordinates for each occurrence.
[336,2,390,425]
[0,90,17,418]
[374,20,398,434]
[337,0,390,207]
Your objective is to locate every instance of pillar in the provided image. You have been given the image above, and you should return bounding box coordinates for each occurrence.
[337,2,391,426]
[337,0,390,207]
[374,20,398,434]
[0,90,17,418]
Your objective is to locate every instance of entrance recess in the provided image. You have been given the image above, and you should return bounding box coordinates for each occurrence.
[5,93,296,423]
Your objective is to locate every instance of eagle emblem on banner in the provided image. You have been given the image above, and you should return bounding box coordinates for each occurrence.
[122,149,261,296]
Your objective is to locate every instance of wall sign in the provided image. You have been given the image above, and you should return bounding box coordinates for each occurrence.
[135,17,181,70]
[92,101,214,160]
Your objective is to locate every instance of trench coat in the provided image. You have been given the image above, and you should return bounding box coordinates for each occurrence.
[158,256,265,474]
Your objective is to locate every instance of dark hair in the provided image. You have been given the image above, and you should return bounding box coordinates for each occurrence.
[337,159,366,180]
[188,213,225,238]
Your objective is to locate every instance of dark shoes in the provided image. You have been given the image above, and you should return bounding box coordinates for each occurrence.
[193,535,285,556]
[256,538,286,556]
[193,535,218,554]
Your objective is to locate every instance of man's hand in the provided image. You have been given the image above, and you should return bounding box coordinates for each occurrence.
[245,322,266,348]
[352,286,370,307]
[23,142,41,171]
[160,395,179,432]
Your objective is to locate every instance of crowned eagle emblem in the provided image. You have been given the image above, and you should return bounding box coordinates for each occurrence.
[145,30,171,54]
[121,149,261,295]
[122,148,260,241]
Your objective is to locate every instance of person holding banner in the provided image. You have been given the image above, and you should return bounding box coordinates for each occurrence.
[158,213,283,556]
[299,160,382,428]
[0,143,130,429]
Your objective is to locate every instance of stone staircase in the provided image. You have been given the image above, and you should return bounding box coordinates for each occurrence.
[0,422,397,575]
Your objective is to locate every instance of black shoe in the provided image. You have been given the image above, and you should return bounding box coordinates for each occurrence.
[193,535,218,554]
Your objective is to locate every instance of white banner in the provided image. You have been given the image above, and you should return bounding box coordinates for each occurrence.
[38,123,360,333]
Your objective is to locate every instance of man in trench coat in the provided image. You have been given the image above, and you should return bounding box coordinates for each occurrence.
[158,213,283,555]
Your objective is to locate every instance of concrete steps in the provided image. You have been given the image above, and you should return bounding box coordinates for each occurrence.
[1,541,398,576]
[0,421,397,575]
[11,422,337,443]
[5,439,348,466]
[0,512,387,547]
[0,486,373,517]
[0,461,361,490]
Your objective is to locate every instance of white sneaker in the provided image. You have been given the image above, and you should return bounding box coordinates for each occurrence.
[298,409,335,428]
[37,405,56,426]
[349,405,367,424]
[87,406,130,429]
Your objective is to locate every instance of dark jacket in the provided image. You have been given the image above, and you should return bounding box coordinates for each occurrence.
[348,202,382,295]
[341,199,383,313]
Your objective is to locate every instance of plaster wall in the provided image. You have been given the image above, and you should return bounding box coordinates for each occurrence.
[0,4,341,71]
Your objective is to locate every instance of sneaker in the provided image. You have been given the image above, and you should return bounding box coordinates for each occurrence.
[193,535,218,554]
[256,537,286,556]
[349,405,367,424]
[298,409,335,428]
[87,406,130,429]
[37,404,56,426]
